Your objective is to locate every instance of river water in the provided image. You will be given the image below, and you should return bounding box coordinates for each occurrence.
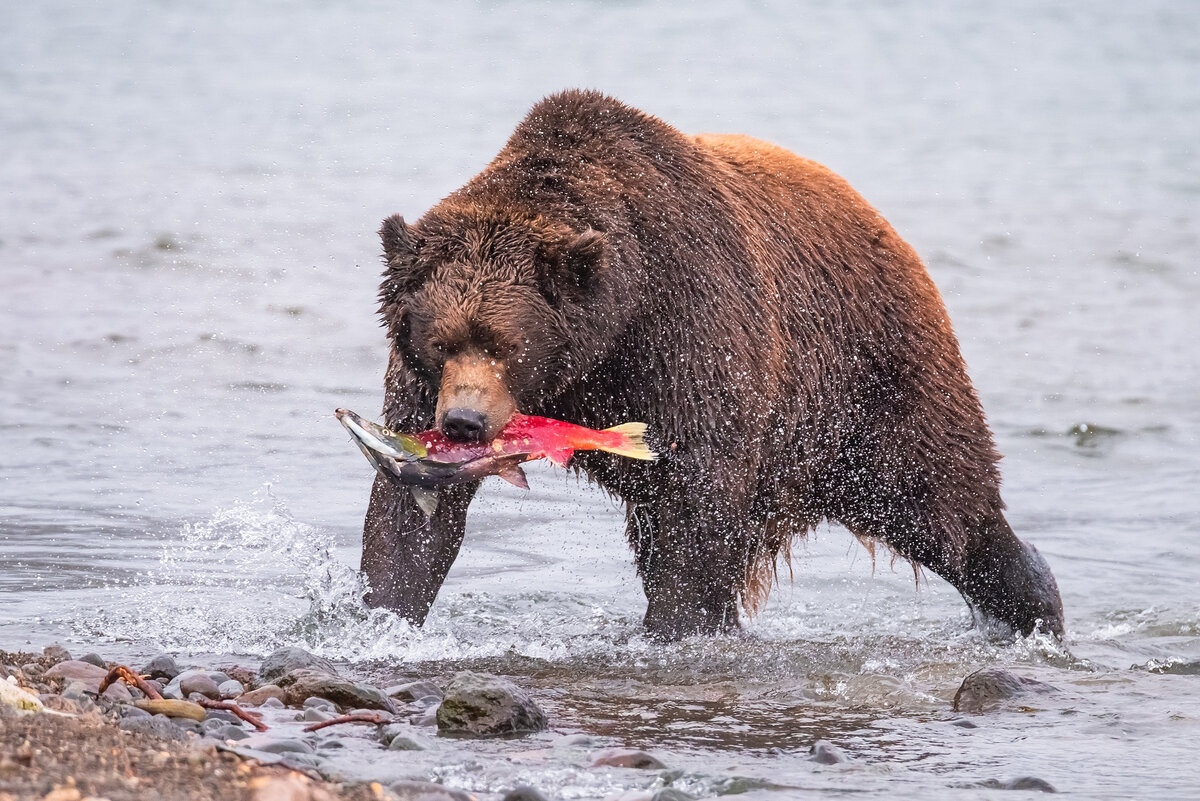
[2,1,1199,798]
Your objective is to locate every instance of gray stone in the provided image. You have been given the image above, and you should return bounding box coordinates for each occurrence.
[954,669,1058,714]
[46,662,132,702]
[161,682,184,700]
[218,679,244,699]
[207,671,231,685]
[650,791,695,801]
[21,663,44,678]
[174,718,204,735]
[556,733,593,746]
[220,724,250,741]
[204,709,241,724]
[179,673,221,699]
[591,748,666,770]
[256,738,315,754]
[79,652,107,669]
[436,671,547,737]
[302,707,335,723]
[140,654,181,681]
[388,734,428,751]
[42,645,71,663]
[502,787,550,801]
[386,680,443,702]
[389,781,475,801]
[809,740,847,764]
[276,668,393,712]
[117,704,152,720]
[259,647,338,685]
[119,715,186,742]
[237,684,286,706]
[1004,777,1057,792]
[303,695,335,710]
[261,696,286,709]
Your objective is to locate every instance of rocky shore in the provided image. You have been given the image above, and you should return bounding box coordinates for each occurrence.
[1,646,563,801]
[3,647,1060,800]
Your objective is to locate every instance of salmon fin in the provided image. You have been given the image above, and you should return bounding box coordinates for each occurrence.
[545,448,574,468]
[600,422,658,460]
[410,488,438,516]
[498,464,529,490]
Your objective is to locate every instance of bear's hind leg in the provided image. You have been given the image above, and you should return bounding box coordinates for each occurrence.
[844,508,1065,638]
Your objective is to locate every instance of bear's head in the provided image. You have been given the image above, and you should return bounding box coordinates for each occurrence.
[378,209,612,441]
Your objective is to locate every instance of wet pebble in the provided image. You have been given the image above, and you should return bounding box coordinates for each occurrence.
[140,653,181,681]
[260,696,286,709]
[809,740,847,764]
[303,695,336,710]
[556,733,594,746]
[389,780,475,801]
[238,683,286,706]
[651,790,695,801]
[981,777,1057,792]
[387,680,443,702]
[302,707,335,723]
[119,714,187,742]
[117,704,152,720]
[42,645,71,662]
[591,748,667,770]
[79,652,107,669]
[502,787,550,801]
[259,646,339,685]
[218,679,244,699]
[179,673,222,699]
[256,739,315,754]
[44,659,131,700]
[21,662,44,678]
[204,708,242,725]
[388,734,429,751]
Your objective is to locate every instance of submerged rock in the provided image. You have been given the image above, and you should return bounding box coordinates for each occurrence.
[502,787,551,801]
[389,780,475,801]
[258,647,338,685]
[591,748,667,769]
[436,671,548,737]
[276,668,393,712]
[809,740,847,764]
[954,668,1058,714]
[980,776,1057,792]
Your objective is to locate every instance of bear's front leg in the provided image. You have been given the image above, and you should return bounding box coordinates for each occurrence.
[626,500,745,640]
[361,473,477,624]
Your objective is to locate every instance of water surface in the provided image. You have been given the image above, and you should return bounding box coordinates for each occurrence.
[2,1,1199,798]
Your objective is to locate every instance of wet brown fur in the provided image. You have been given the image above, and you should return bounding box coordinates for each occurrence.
[363,90,1065,639]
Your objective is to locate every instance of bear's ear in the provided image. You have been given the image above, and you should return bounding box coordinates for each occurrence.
[541,228,608,302]
[379,214,429,295]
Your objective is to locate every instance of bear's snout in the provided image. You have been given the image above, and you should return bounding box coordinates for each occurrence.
[435,350,518,442]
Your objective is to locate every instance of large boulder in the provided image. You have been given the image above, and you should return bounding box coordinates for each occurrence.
[436,671,547,737]
[258,647,338,685]
[275,669,393,712]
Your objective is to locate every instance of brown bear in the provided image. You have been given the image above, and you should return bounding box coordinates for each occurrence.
[361,89,1065,640]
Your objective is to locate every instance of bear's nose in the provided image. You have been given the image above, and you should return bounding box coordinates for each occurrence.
[442,408,488,443]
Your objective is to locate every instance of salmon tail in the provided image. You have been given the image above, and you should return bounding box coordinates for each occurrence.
[599,422,658,461]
